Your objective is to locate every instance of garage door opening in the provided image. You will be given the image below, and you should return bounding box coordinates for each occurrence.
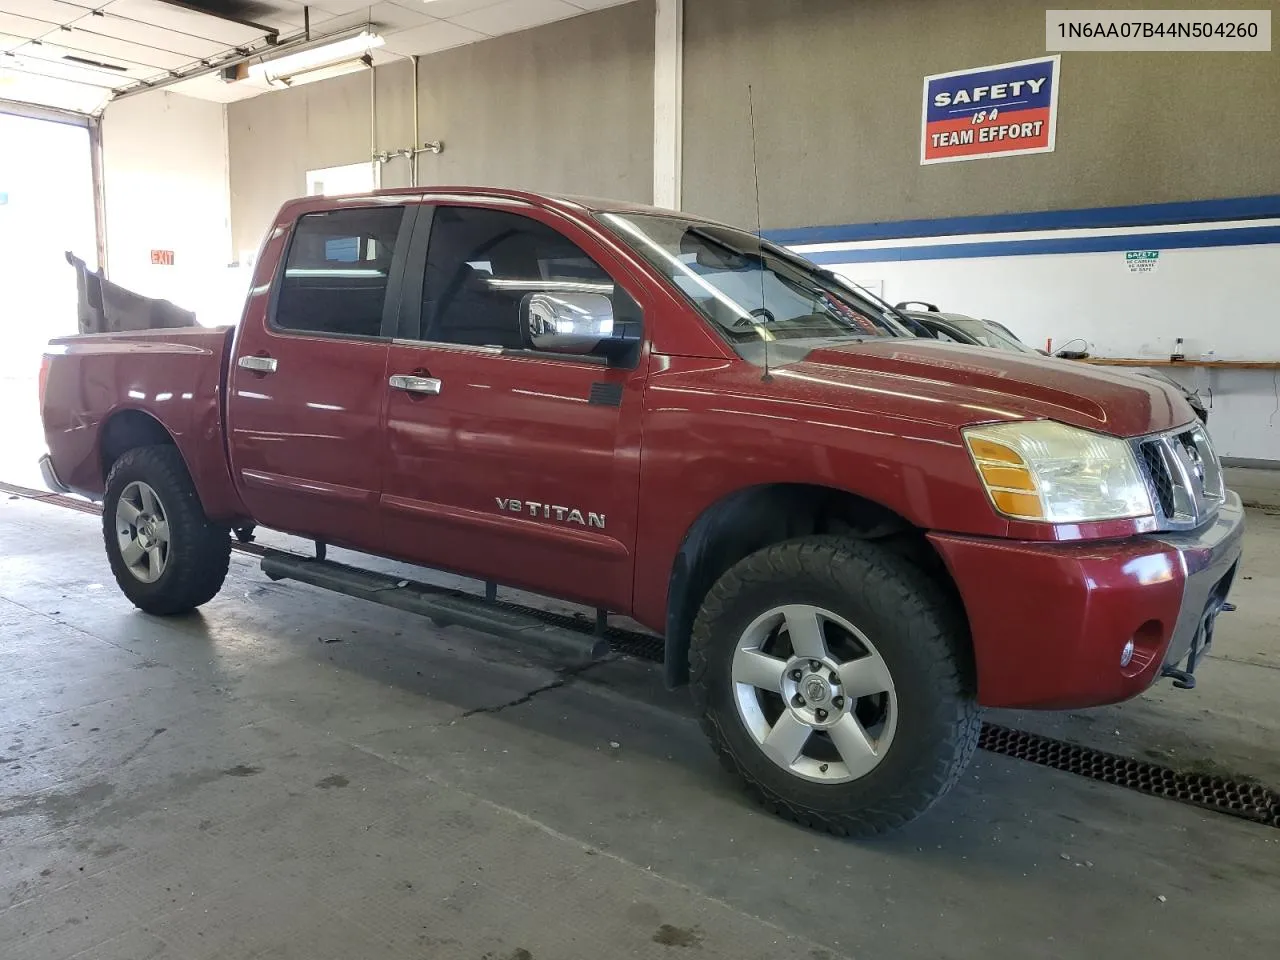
[0,111,96,489]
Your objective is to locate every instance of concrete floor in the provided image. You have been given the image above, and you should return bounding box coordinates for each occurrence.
[2,496,1278,960]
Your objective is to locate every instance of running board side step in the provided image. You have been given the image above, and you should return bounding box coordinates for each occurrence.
[260,550,610,663]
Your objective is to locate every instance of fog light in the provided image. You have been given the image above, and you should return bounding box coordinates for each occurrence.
[1120,639,1136,668]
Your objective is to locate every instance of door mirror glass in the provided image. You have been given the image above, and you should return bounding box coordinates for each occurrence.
[519,292,637,360]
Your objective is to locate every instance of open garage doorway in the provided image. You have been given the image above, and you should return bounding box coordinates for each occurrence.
[0,110,97,489]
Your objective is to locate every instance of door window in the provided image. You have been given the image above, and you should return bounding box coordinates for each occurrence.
[420,206,627,349]
[275,206,405,338]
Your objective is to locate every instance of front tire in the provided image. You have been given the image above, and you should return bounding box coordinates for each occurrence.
[103,446,231,615]
[689,536,981,837]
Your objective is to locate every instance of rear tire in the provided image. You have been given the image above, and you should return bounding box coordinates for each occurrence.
[102,445,230,615]
[689,536,981,837]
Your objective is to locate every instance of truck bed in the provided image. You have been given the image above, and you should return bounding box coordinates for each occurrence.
[41,326,240,517]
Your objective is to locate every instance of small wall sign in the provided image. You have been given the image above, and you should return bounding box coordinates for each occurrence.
[151,249,175,266]
[1125,250,1160,273]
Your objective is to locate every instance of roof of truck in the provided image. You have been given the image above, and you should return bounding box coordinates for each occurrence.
[359,185,688,219]
[275,186,744,239]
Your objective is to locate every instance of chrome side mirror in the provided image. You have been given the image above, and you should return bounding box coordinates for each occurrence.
[518,291,638,362]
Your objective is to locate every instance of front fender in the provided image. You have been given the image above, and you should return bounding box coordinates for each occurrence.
[629,356,997,635]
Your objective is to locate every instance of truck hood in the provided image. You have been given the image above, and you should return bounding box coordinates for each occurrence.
[787,339,1192,437]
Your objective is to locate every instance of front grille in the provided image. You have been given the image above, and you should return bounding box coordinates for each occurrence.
[1134,424,1224,529]
[1140,440,1175,516]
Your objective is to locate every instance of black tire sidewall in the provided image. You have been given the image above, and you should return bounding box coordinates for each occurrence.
[696,540,973,819]
[103,447,212,610]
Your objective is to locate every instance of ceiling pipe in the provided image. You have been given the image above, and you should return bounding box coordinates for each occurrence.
[372,51,432,186]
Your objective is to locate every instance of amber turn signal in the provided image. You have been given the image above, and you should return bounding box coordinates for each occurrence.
[990,489,1044,519]
[964,430,1046,520]
[966,437,1023,464]
[978,463,1037,492]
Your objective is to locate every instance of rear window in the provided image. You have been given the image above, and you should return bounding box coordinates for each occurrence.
[274,206,405,338]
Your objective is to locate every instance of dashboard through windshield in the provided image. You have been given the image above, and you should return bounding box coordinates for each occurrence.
[597,212,908,348]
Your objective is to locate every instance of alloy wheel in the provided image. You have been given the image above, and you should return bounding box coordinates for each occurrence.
[114,480,170,584]
[731,604,898,784]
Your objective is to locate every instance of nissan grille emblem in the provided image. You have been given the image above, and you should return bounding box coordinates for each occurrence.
[1183,440,1205,484]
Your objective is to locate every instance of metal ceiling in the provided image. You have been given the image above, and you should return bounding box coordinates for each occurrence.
[0,1,634,115]
[0,0,279,112]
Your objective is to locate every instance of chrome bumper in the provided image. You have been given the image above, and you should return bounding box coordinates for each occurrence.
[38,454,70,494]
[1158,491,1245,676]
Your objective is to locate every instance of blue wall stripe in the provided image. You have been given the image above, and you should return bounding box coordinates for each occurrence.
[765,194,1280,246]
[800,225,1280,265]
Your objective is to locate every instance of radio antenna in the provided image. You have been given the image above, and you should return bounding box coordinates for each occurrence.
[747,84,772,383]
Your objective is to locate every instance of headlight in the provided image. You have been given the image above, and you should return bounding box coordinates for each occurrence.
[963,421,1153,523]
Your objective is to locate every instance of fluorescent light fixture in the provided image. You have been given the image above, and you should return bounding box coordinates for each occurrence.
[265,57,371,88]
[248,31,384,87]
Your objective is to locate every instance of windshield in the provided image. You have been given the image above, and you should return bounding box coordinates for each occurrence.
[948,317,1038,354]
[597,212,909,346]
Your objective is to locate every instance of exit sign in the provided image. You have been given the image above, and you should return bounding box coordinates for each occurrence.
[151,249,175,266]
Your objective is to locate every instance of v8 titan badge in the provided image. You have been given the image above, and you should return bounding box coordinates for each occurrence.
[921,56,1061,165]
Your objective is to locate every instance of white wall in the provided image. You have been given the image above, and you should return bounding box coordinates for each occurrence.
[792,224,1280,463]
[101,91,245,327]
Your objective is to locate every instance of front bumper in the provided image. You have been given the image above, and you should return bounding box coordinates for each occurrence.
[929,492,1245,710]
[1157,494,1243,678]
[39,453,71,494]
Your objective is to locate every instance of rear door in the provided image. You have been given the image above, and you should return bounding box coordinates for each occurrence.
[378,203,649,612]
[226,203,414,549]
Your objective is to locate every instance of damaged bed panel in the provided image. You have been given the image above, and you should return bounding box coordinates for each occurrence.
[66,251,197,333]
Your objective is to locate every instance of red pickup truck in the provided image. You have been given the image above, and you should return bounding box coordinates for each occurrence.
[39,187,1244,835]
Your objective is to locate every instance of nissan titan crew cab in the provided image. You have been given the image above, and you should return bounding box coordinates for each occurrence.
[38,188,1244,835]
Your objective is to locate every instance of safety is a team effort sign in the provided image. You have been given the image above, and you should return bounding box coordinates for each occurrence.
[921,56,1061,164]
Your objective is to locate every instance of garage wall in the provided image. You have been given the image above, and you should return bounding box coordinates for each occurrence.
[101,91,238,324]
[226,0,654,259]
[787,216,1280,461]
[678,0,1280,461]
[413,0,654,198]
[681,0,1280,229]
[226,65,392,261]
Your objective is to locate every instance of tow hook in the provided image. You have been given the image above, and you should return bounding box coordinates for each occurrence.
[1160,600,1236,690]
[1160,664,1197,690]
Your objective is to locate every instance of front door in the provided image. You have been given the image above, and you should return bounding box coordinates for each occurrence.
[379,203,649,612]
[226,203,413,549]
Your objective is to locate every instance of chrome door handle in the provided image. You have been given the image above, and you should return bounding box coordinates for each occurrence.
[238,355,277,373]
[389,374,442,395]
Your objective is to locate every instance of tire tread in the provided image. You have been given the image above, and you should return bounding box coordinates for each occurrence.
[102,446,230,615]
[689,536,981,837]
